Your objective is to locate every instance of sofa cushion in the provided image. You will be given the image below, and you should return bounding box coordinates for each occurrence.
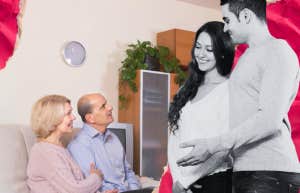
[19,125,36,156]
[0,125,33,193]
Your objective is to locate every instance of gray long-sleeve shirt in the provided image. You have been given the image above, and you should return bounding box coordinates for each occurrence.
[226,39,300,172]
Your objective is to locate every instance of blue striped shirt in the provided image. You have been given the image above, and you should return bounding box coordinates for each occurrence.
[68,124,141,192]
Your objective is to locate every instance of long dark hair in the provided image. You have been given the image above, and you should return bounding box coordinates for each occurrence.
[168,21,234,134]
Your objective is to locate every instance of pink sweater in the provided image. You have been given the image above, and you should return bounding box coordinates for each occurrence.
[27,142,101,193]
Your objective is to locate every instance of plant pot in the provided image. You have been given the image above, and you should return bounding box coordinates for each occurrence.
[144,55,160,71]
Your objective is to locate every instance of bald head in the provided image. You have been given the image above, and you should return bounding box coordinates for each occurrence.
[77,93,104,123]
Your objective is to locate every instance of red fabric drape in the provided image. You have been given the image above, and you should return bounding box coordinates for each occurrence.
[0,0,20,70]
[159,1,300,192]
[158,166,173,193]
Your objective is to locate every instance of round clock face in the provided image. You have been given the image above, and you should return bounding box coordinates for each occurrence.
[63,41,86,67]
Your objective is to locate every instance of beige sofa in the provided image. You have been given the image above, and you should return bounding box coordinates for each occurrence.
[0,125,159,193]
[0,125,35,193]
[0,125,79,193]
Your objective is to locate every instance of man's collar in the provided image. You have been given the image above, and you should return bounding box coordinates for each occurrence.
[82,123,112,141]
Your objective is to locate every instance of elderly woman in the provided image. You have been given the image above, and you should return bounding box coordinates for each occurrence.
[27,95,109,193]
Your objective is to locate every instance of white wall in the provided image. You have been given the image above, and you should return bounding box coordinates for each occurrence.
[0,0,221,125]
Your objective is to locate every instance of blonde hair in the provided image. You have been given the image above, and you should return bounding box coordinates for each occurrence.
[31,95,70,139]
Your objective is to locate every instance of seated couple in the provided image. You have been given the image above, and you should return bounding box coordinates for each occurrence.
[27,93,153,193]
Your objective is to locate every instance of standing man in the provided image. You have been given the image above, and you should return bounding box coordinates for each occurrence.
[68,93,141,193]
[177,0,300,192]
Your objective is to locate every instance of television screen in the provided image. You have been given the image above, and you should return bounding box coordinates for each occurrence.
[109,128,127,152]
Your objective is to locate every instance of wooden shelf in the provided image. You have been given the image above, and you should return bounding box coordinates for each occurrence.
[157,29,195,69]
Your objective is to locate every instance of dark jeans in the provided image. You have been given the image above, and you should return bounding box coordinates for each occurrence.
[121,187,153,193]
[233,171,300,193]
[190,169,232,193]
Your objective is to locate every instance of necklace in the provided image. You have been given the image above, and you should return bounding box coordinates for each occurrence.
[40,138,64,147]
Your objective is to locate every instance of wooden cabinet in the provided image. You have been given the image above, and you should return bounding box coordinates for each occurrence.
[157,29,195,69]
[118,70,179,179]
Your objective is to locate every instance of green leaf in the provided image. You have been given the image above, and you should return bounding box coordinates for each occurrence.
[158,46,169,57]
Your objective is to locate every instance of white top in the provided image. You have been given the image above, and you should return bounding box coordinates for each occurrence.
[168,81,232,189]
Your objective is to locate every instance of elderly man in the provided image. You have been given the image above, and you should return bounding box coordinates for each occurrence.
[68,93,141,193]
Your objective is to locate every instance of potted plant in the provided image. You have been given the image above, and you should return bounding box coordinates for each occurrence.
[119,40,186,109]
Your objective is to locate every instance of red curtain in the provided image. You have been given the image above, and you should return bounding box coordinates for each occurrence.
[0,0,20,70]
[159,1,300,192]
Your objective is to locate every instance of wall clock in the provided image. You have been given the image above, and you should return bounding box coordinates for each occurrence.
[62,41,86,67]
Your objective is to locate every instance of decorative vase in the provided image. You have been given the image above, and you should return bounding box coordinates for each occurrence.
[144,55,160,71]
